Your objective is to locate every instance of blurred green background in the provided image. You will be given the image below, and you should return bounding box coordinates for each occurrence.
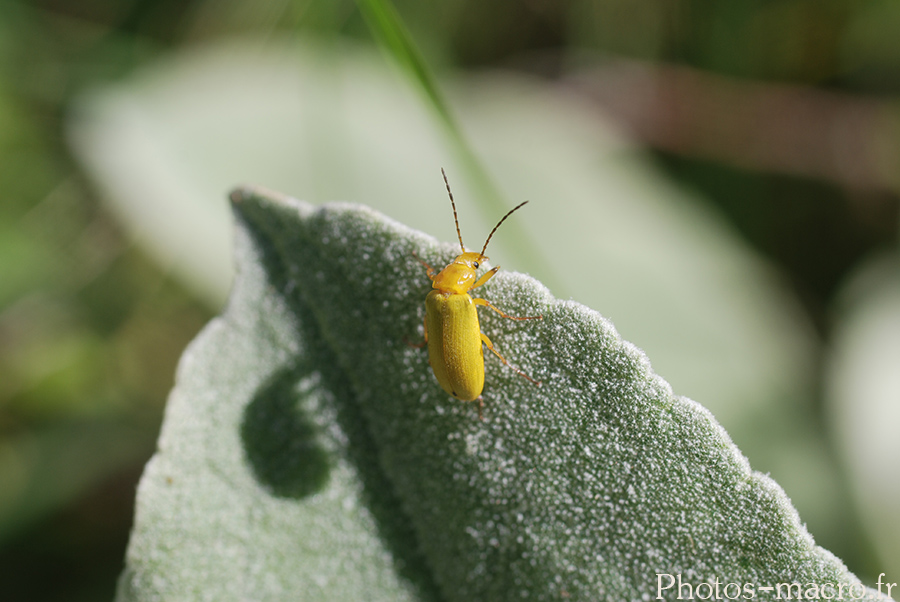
[2,0,899,600]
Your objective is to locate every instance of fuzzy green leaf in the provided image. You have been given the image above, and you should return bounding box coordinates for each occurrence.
[117,187,886,601]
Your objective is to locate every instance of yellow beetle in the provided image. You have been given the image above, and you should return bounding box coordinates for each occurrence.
[416,169,542,415]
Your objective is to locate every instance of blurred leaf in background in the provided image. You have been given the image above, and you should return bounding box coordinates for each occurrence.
[0,2,211,600]
[1,0,898,599]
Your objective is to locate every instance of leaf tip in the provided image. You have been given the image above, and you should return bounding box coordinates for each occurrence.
[229,187,250,205]
[229,184,295,208]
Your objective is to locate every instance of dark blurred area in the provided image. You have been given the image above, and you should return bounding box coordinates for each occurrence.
[1,0,897,599]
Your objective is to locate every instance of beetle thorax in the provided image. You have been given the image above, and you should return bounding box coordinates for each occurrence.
[432,252,487,294]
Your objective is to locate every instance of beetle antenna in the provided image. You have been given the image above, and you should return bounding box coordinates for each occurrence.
[481,200,528,256]
[441,168,466,253]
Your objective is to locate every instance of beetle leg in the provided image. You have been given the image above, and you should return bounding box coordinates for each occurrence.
[404,316,428,348]
[471,266,500,290]
[476,396,484,421]
[412,250,436,281]
[473,297,542,321]
[480,332,541,386]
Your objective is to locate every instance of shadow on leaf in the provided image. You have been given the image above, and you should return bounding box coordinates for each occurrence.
[241,364,331,498]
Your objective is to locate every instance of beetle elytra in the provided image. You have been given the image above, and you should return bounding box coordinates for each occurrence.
[417,169,542,416]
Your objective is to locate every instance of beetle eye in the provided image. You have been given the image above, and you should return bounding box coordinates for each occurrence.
[473,261,479,269]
